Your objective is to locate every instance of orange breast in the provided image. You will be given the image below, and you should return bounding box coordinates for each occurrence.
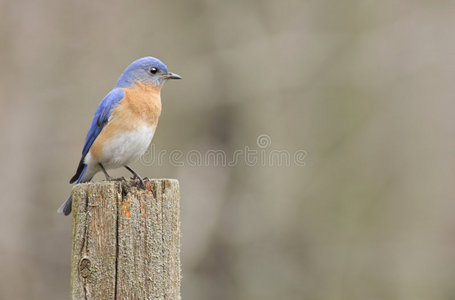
[90,83,162,161]
[120,82,162,126]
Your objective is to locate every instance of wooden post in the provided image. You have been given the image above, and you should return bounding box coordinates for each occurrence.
[71,179,181,300]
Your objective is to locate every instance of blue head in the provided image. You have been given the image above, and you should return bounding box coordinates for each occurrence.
[115,57,181,88]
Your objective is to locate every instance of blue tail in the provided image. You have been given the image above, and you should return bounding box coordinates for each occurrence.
[58,165,89,216]
[58,194,74,216]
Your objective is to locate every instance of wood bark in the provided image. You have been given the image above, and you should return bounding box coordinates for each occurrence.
[71,179,181,300]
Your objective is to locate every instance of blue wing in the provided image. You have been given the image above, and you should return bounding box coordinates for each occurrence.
[70,88,125,183]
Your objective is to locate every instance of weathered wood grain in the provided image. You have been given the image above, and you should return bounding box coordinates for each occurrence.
[71,179,181,300]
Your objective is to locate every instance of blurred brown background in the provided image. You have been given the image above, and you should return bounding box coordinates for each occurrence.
[1,0,455,299]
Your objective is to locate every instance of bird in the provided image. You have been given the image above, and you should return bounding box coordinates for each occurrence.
[58,57,181,216]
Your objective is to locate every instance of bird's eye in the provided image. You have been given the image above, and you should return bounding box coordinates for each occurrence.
[149,67,158,74]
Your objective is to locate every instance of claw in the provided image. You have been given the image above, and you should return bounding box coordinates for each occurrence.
[124,165,146,189]
[137,177,146,189]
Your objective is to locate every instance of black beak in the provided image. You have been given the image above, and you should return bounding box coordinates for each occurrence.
[164,72,182,80]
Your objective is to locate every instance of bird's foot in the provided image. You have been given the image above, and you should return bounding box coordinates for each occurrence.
[131,176,146,189]
[103,176,125,182]
[124,165,146,189]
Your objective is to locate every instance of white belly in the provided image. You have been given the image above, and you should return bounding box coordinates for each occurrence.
[86,125,155,169]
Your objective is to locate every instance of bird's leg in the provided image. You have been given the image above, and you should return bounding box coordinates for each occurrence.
[99,163,113,181]
[98,163,125,181]
[125,165,145,188]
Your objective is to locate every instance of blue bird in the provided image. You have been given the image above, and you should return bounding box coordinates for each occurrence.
[58,57,181,215]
